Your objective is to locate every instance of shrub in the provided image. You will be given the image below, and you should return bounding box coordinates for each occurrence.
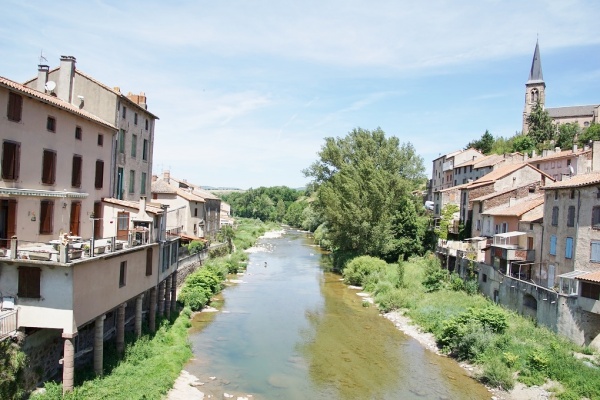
[376,289,417,313]
[449,273,464,291]
[342,256,388,286]
[464,279,479,295]
[187,240,205,255]
[422,268,447,292]
[478,358,515,390]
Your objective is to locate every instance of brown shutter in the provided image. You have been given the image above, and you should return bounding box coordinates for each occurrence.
[95,160,104,189]
[6,199,16,239]
[69,202,81,236]
[72,156,82,187]
[2,141,20,180]
[42,150,56,184]
[18,267,41,298]
[40,200,53,234]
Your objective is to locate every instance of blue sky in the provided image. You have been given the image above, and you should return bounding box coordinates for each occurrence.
[2,1,600,189]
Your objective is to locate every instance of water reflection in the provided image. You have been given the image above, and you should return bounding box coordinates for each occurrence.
[185,229,491,399]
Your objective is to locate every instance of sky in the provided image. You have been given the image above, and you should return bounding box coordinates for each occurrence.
[2,1,600,190]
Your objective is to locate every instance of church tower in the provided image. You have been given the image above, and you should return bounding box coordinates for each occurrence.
[523,40,546,133]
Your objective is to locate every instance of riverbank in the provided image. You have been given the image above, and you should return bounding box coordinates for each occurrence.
[382,309,553,400]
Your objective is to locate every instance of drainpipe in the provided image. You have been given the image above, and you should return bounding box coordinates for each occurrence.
[574,189,581,271]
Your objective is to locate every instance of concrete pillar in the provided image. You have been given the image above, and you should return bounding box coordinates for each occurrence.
[116,303,127,356]
[62,332,77,394]
[170,270,178,314]
[158,281,165,318]
[164,275,172,319]
[149,286,157,333]
[135,294,144,337]
[94,315,105,376]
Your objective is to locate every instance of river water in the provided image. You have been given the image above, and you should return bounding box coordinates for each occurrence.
[185,229,492,399]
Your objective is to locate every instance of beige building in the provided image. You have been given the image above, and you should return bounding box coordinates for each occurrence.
[527,145,592,181]
[0,76,115,243]
[24,56,158,202]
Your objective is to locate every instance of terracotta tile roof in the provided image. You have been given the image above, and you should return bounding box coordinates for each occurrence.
[473,154,508,169]
[482,194,544,217]
[168,176,220,200]
[468,163,552,187]
[472,183,540,202]
[102,198,163,214]
[541,172,600,190]
[528,148,591,163]
[176,188,205,202]
[0,76,116,130]
[151,180,176,194]
[577,270,600,284]
[438,182,470,193]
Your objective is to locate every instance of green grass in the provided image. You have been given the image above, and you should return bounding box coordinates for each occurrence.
[32,310,193,400]
[348,254,600,399]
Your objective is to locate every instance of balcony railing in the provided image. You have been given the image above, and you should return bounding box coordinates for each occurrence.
[0,310,17,341]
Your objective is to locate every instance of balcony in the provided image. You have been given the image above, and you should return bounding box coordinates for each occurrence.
[442,160,454,172]
[0,297,17,341]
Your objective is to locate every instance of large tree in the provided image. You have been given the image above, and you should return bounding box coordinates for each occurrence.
[465,130,494,154]
[304,127,426,262]
[526,101,556,149]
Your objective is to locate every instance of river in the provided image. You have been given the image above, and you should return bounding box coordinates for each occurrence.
[184,228,492,399]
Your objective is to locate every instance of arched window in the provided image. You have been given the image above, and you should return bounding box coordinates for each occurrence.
[531,88,538,103]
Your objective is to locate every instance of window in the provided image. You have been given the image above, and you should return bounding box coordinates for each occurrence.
[129,170,135,194]
[551,206,559,226]
[95,160,104,189]
[46,116,56,132]
[567,206,575,227]
[478,202,482,213]
[482,274,487,283]
[118,130,125,153]
[171,242,178,265]
[119,261,127,287]
[569,190,575,199]
[40,200,54,234]
[141,172,147,195]
[42,150,56,184]
[592,241,600,262]
[145,119,149,131]
[18,267,41,298]
[71,155,82,188]
[567,159,572,166]
[134,112,138,125]
[593,206,600,230]
[476,219,481,231]
[131,134,137,157]
[75,126,82,140]
[97,134,103,146]
[549,235,557,256]
[146,248,153,276]
[142,139,149,161]
[536,163,541,169]
[554,191,558,200]
[194,208,198,217]
[501,222,508,233]
[2,141,20,180]
[581,282,600,300]
[7,92,23,122]
[565,237,573,259]
[162,246,170,272]
[122,106,127,119]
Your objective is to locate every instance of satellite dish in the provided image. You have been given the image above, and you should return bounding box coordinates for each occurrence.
[44,81,56,92]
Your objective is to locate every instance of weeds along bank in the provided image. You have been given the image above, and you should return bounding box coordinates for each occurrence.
[343,254,600,400]
[29,218,276,400]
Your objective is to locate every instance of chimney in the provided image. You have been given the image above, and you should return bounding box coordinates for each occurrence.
[532,150,537,158]
[542,149,548,157]
[152,174,158,182]
[573,144,578,153]
[133,196,153,223]
[37,65,49,93]
[57,56,76,103]
[127,91,148,110]
[555,147,561,153]
[163,170,170,184]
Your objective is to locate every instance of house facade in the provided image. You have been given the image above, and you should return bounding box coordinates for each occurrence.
[24,56,158,202]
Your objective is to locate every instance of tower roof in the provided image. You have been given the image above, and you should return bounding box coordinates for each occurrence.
[527,40,544,84]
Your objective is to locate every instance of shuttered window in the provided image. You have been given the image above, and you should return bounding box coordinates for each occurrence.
[551,206,559,226]
[71,155,82,188]
[18,267,41,298]
[41,150,56,184]
[7,92,23,122]
[591,241,600,263]
[567,206,575,227]
[549,235,557,256]
[592,206,600,230]
[40,200,54,234]
[95,160,104,189]
[2,141,20,180]
[565,237,573,259]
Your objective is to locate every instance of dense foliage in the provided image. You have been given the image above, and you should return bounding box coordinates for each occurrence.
[0,340,26,399]
[344,253,600,398]
[464,106,600,156]
[304,127,428,264]
[221,186,304,222]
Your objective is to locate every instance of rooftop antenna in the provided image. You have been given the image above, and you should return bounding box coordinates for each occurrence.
[39,50,47,64]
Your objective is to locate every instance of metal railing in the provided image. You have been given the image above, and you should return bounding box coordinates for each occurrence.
[0,310,17,341]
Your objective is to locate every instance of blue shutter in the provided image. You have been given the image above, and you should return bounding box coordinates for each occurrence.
[549,235,557,256]
[592,242,600,262]
[565,237,573,259]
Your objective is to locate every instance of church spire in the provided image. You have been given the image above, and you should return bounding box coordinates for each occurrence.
[527,40,544,83]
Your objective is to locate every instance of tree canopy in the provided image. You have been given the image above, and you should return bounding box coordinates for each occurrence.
[304,127,427,263]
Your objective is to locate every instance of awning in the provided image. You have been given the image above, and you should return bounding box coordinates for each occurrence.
[0,188,88,198]
[559,270,587,280]
[179,233,206,242]
[494,231,526,238]
[575,270,600,283]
